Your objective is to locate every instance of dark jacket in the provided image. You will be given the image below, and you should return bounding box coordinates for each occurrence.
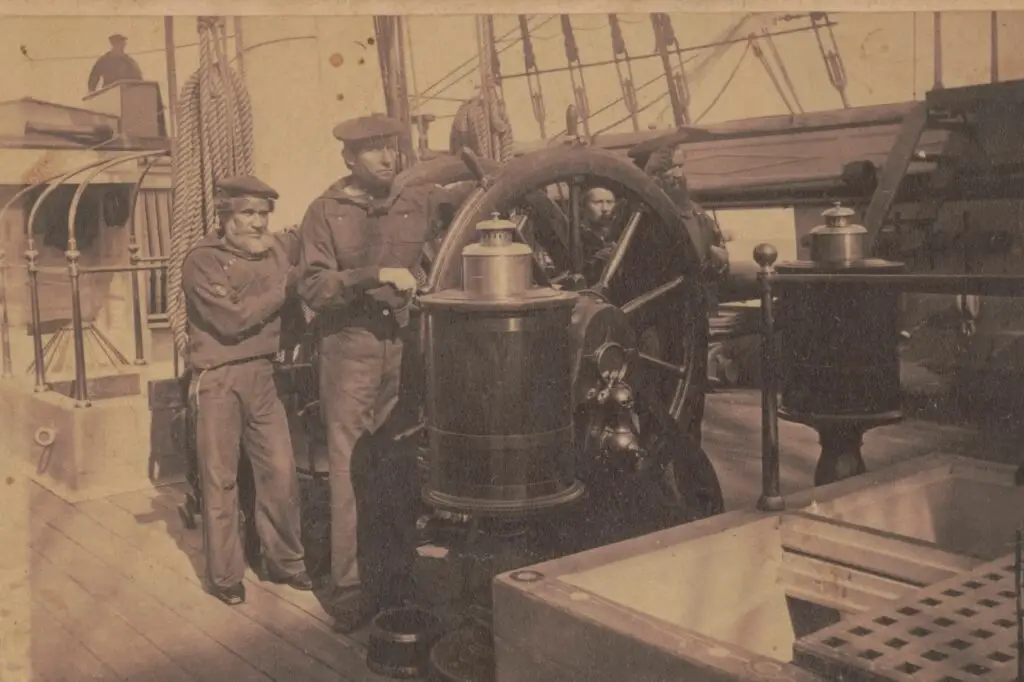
[88,52,143,91]
[181,229,301,370]
[296,175,474,336]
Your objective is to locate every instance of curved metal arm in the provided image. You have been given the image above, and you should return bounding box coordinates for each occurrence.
[126,156,164,365]
[67,150,167,249]
[25,154,157,241]
[0,167,96,239]
[127,156,164,251]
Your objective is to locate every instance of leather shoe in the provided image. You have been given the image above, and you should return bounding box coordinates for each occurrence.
[211,582,246,606]
[270,570,314,591]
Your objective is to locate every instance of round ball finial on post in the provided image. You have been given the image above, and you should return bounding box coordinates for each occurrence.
[753,243,779,270]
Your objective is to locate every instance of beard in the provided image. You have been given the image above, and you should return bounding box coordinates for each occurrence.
[230,232,274,257]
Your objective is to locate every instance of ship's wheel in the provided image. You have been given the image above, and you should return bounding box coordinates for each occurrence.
[419,145,725,547]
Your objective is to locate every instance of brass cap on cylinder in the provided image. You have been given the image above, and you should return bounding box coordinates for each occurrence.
[461,213,535,298]
[808,201,868,265]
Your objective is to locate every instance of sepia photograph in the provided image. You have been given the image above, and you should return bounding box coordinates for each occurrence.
[2,4,1024,681]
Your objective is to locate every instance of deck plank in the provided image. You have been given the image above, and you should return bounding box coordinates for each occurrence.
[109,487,337,630]
[114,485,383,644]
[30,549,196,682]
[30,597,118,682]
[32,521,269,682]
[30,484,350,682]
[69,491,388,682]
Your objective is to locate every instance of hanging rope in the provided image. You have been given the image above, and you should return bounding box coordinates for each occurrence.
[168,16,255,357]
[810,12,850,108]
[519,15,548,138]
[608,14,640,132]
[748,34,796,114]
[449,92,514,162]
[650,13,690,126]
[450,17,514,162]
[560,16,592,137]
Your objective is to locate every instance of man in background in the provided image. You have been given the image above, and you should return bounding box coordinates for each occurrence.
[580,185,620,283]
[88,33,143,92]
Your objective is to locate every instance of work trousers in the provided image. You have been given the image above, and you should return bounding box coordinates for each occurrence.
[191,357,305,590]
[318,327,419,600]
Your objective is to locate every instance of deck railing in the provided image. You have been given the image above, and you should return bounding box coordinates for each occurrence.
[0,149,173,406]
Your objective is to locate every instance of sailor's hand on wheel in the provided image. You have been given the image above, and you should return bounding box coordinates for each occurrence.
[379,267,418,292]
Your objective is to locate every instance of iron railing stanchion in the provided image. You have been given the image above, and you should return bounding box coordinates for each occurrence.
[755,243,785,512]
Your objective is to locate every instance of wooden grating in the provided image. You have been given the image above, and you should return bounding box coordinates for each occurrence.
[794,554,1022,682]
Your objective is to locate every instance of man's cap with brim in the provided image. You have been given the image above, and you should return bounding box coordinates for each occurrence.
[109,33,128,42]
[332,114,406,143]
[215,174,280,200]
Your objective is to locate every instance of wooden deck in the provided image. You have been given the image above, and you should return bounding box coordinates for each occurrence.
[26,479,390,682]
[7,388,1022,682]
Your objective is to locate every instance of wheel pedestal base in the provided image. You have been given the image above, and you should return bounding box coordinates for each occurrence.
[780,410,901,488]
[814,422,869,487]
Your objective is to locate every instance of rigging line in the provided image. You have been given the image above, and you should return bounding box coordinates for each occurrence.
[552,70,666,137]
[500,22,833,80]
[520,14,548,138]
[26,32,320,65]
[761,28,803,113]
[810,12,850,108]
[414,15,554,105]
[22,33,235,61]
[695,40,752,124]
[547,40,717,139]
[415,16,556,108]
[591,91,670,137]
[560,15,592,137]
[608,14,639,132]
[412,18,528,99]
[405,18,423,115]
[749,34,794,114]
[912,12,918,99]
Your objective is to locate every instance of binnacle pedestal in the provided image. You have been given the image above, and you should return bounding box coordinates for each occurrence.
[775,203,906,487]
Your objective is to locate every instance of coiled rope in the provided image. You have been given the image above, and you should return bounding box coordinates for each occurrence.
[168,17,255,358]
[449,91,514,163]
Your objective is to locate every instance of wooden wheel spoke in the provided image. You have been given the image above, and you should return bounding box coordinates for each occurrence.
[542,200,571,252]
[568,177,585,274]
[621,276,686,316]
[596,209,644,291]
[636,352,687,379]
[512,214,553,287]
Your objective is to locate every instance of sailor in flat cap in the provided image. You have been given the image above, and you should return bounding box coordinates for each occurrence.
[87,33,144,93]
[297,114,476,632]
[181,174,312,606]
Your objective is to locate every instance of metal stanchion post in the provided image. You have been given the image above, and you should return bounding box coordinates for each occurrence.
[755,243,785,512]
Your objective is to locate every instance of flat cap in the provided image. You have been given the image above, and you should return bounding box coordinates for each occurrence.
[215,174,280,200]
[109,33,127,42]
[332,114,405,143]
